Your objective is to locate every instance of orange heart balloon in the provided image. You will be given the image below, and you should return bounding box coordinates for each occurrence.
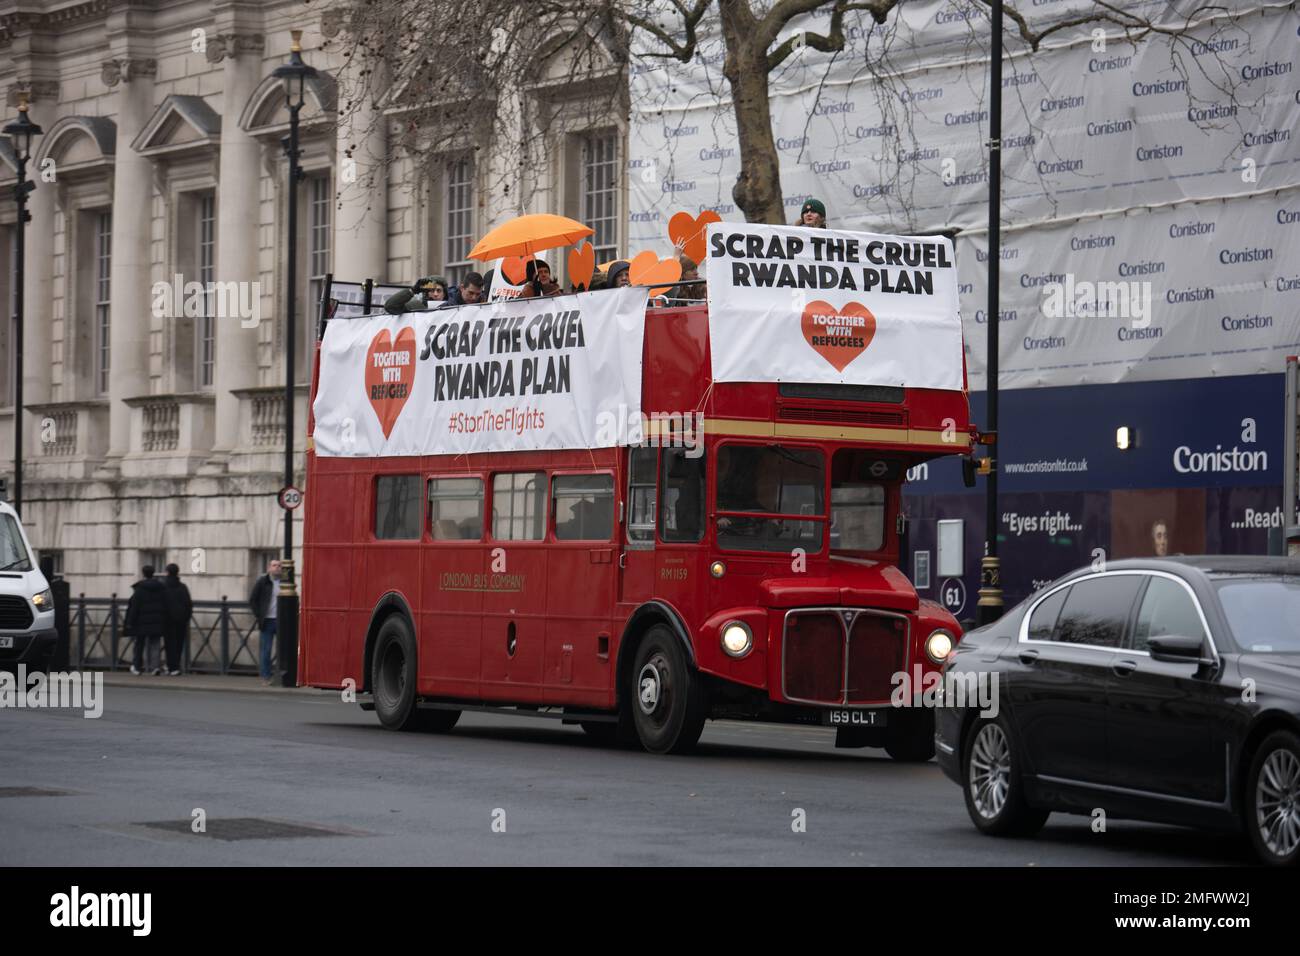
[568,242,595,291]
[667,210,722,264]
[629,250,682,297]
[500,254,533,286]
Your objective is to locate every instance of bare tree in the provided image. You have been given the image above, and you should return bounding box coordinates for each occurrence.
[323,0,1256,227]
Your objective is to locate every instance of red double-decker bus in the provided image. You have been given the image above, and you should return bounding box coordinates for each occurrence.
[301,251,973,759]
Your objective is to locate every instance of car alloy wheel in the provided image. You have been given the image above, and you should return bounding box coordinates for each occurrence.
[969,722,1011,820]
[1256,746,1300,859]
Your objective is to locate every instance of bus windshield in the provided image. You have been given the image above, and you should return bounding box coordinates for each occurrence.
[716,445,824,552]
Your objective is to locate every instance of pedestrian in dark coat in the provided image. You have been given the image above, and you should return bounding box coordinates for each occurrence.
[124,565,170,676]
[249,558,282,683]
[162,563,193,676]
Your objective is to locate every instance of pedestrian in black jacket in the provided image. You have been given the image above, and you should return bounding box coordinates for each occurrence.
[125,565,170,676]
[249,559,282,684]
[162,563,193,676]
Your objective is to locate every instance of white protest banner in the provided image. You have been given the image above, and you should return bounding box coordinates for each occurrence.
[706,223,964,390]
[313,287,648,457]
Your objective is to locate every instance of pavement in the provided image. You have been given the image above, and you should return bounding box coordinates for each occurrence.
[0,676,1255,866]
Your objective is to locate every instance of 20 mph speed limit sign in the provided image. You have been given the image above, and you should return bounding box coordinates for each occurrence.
[278,486,304,510]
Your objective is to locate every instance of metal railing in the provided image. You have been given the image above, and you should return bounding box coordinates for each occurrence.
[71,594,274,675]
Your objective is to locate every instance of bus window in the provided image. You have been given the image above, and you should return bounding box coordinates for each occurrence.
[627,447,657,543]
[375,475,422,540]
[492,472,546,541]
[715,445,824,552]
[429,477,484,540]
[830,449,888,553]
[553,475,614,541]
[660,448,705,543]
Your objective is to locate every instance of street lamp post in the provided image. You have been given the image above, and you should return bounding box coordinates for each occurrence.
[271,31,317,686]
[4,95,43,517]
[976,1,1005,626]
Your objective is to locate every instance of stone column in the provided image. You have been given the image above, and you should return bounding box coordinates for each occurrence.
[103,57,156,461]
[210,33,265,457]
[21,164,55,413]
[333,56,388,282]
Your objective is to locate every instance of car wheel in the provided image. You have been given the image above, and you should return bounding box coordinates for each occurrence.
[371,615,457,732]
[1245,730,1300,866]
[962,715,1049,837]
[629,625,707,755]
[884,710,935,762]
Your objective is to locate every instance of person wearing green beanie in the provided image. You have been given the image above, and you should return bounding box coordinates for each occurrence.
[797,197,827,228]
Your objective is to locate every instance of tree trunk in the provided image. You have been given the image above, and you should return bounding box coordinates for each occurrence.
[719,0,786,224]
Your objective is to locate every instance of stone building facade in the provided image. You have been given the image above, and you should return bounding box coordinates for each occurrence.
[0,0,629,601]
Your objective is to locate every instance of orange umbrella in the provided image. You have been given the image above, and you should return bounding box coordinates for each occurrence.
[468,214,594,261]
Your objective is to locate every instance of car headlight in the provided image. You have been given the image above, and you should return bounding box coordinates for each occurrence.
[720,621,753,658]
[925,628,955,663]
[31,588,53,611]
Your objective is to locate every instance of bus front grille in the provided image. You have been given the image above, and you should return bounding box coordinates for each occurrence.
[782,608,910,706]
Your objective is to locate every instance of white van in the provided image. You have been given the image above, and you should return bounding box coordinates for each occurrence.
[0,496,56,671]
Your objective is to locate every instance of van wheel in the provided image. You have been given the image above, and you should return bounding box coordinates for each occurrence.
[884,710,935,762]
[962,715,1049,836]
[629,625,707,755]
[1245,730,1300,866]
[372,615,424,731]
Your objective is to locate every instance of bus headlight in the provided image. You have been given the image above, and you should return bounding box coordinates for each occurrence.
[709,561,726,578]
[925,629,955,663]
[720,621,753,658]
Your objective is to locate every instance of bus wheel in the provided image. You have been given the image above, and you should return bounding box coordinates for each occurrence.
[629,625,707,755]
[884,710,935,762]
[371,615,423,732]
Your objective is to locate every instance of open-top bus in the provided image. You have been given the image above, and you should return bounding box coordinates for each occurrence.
[301,225,974,759]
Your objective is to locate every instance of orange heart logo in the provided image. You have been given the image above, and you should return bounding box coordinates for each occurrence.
[629,250,682,297]
[500,254,533,286]
[800,301,876,372]
[568,242,595,290]
[365,326,417,439]
[667,210,722,265]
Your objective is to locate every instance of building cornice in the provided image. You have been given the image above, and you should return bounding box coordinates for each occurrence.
[0,0,113,48]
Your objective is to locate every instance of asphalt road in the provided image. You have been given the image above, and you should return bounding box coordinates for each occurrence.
[0,680,1254,866]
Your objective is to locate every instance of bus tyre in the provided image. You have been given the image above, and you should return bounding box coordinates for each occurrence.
[629,626,707,755]
[962,714,1049,837]
[884,710,935,762]
[371,615,424,732]
[1244,729,1300,866]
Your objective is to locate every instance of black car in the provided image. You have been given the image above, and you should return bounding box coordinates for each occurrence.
[936,556,1300,866]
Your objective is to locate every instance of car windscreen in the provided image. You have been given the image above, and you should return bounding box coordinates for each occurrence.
[0,514,33,572]
[1214,576,1300,653]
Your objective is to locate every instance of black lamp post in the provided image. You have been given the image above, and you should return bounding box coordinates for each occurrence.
[270,31,316,685]
[4,94,43,517]
[976,0,1005,625]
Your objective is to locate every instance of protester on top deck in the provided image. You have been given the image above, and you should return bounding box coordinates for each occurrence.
[606,260,631,288]
[520,258,562,298]
[443,272,486,306]
[795,197,827,229]
[673,254,706,304]
[384,275,448,313]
